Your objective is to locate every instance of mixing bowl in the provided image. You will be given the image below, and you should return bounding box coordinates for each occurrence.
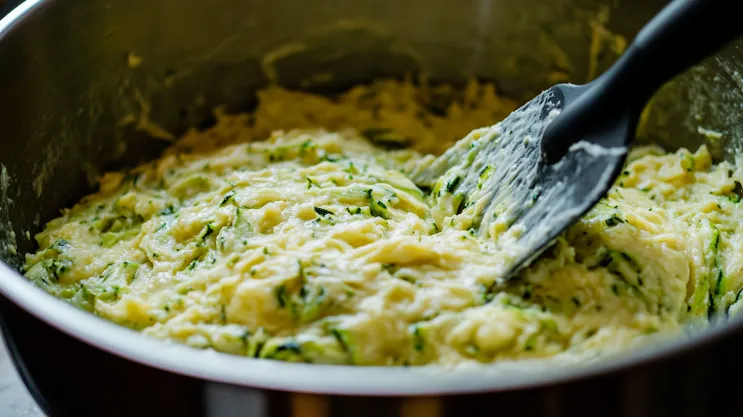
[1,0,743,416]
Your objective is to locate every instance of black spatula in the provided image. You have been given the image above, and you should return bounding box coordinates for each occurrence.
[410,0,743,280]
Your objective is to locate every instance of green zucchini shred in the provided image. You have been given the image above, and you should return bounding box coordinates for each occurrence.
[233,208,252,236]
[477,165,493,189]
[605,214,625,227]
[361,128,412,149]
[330,328,356,364]
[259,336,349,364]
[274,285,289,308]
[100,228,140,248]
[313,206,334,217]
[169,174,211,199]
[445,176,461,194]
[410,324,426,352]
[366,189,390,219]
[220,191,236,207]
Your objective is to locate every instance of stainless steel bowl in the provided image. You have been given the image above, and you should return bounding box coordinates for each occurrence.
[1,0,743,415]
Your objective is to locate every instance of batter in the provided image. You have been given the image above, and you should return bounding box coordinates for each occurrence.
[22,80,743,366]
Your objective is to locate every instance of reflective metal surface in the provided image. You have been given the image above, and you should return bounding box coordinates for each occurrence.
[1,0,743,398]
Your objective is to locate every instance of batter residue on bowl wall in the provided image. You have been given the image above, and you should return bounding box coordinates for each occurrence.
[22,80,743,366]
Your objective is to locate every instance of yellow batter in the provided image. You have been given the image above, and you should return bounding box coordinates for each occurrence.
[22,80,743,366]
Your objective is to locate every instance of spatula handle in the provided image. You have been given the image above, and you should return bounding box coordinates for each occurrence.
[541,0,743,163]
[620,0,743,102]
